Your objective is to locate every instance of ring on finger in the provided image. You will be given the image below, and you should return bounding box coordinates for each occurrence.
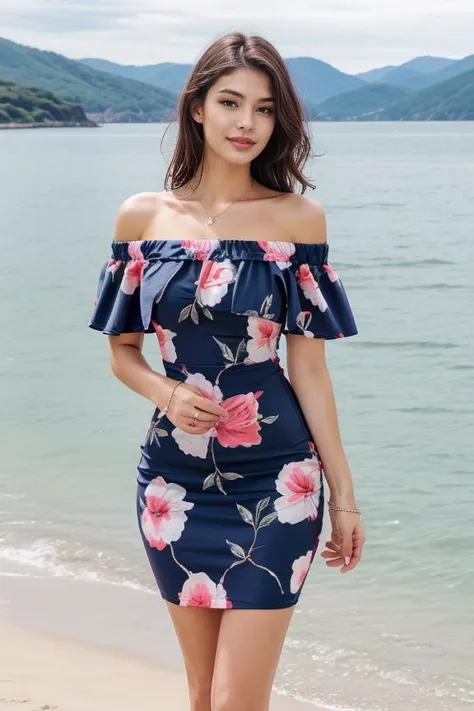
[192,409,200,427]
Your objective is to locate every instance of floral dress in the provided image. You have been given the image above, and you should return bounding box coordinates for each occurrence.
[89,238,358,609]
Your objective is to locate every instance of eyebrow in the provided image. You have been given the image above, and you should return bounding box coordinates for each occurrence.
[217,88,274,102]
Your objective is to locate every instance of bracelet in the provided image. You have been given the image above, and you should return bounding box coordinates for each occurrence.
[328,500,361,515]
[161,380,184,417]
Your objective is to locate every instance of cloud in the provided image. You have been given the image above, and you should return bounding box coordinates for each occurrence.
[0,0,472,73]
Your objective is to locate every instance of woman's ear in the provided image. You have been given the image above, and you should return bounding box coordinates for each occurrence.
[190,99,204,124]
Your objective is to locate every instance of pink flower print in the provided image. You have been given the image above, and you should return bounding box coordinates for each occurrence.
[322,263,339,282]
[141,476,194,551]
[246,317,281,362]
[215,391,263,448]
[121,242,148,295]
[106,259,123,275]
[295,311,314,338]
[295,264,328,312]
[184,371,224,403]
[181,239,220,261]
[179,573,232,608]
[152,321,177,363]
[171,372,223,458]
[274,458,322,524]
[290,550,313,594]
[195,259,236,307]
[258,241,296,269]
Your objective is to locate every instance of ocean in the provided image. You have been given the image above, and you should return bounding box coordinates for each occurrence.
[0,121,473,710]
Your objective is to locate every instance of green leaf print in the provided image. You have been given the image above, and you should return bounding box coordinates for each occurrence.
[190,302,199,325]
[226,540,246,559]
[220,471,244,480]
[178,304,192,322]
[237,504,254,525]
[212,336,235,362]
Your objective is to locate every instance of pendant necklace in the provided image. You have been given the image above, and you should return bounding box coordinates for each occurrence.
[193,180,254,225]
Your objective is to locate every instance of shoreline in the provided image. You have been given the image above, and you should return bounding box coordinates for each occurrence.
[0,567,314,711]
[0,120,98,129]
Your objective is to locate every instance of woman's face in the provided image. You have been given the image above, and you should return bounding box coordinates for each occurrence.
[192,67,277,165]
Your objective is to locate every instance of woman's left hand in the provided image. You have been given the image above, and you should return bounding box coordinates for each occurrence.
[320,507,365,573]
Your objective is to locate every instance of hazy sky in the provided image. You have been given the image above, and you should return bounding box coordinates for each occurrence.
[1,0,473,74]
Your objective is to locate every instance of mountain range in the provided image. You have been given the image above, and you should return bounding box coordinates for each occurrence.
[1,36,473,124]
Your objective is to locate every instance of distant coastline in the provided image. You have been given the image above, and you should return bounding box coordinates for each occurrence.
[0,120,98,129]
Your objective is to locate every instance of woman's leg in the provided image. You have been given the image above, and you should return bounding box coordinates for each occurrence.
[211,606,296,711]
[166,601,224,711]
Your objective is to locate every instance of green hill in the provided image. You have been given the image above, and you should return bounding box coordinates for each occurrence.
[371,66,474,120]
[0,78,95,126]
[0,36,178,122]
[317,82,410,120]
[80,55,366,108]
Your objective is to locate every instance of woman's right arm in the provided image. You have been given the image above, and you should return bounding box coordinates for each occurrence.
[105,194,228,433]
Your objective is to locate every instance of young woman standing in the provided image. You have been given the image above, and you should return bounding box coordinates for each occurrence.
[89,31,365,711]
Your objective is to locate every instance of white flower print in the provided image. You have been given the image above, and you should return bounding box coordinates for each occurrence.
[322,263,339,282]
[171,372,222,459]
[295,264,328,312]
[296,311,314,338]
[290,550,313,594]
[121,242,149,295]
[179,572,232,608]
[195,258,236,307]
[141,476,194,551]
[246,317,281,362]
[258,241,296,269]
[106,259,123,275]
[152,321,177,363]
[181,239,220,261]
[274,458,322,524]
[172,426,214,459]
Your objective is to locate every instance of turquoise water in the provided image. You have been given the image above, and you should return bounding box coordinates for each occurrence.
[0,122,473,710]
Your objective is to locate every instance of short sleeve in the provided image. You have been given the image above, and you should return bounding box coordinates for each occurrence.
[88,243,153,335]
[283,249,358,340]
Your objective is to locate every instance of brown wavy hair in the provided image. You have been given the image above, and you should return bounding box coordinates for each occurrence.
[163,32,316,194]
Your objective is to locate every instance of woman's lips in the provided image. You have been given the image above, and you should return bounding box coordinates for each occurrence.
[227,137,256,150]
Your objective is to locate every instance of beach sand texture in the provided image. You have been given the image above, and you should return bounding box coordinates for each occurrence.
[0,619,307,711]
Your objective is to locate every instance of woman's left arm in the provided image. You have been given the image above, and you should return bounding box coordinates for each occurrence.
[286,335,365,573]
[286,336,355,502]
[284,195,365,573]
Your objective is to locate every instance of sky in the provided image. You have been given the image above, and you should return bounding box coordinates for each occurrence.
[1,0,473,74]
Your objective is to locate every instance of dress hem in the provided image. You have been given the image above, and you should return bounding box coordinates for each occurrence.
[159,591,299,610]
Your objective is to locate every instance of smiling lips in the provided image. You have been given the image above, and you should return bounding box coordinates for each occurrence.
[228,137,255,145]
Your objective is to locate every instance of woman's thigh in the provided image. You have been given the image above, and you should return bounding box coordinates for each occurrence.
[211,606,296,711]
[166,602,224,699]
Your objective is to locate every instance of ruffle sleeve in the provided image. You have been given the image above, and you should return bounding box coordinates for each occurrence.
[282,247,358,340]
[88,242,154,335]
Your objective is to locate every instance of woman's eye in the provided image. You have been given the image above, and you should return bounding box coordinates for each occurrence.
[219,100,273,115]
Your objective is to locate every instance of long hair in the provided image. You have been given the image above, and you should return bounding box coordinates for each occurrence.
[163,32,315,194]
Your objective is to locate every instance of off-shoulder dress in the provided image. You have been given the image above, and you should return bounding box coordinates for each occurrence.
[89,238,358,609]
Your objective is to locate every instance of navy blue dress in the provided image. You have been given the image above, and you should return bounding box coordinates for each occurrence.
[89,238,358,609]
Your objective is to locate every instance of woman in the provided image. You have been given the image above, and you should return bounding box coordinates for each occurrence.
[89,31,365,711]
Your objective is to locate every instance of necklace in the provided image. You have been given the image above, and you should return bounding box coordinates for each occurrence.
[191,180,254,225]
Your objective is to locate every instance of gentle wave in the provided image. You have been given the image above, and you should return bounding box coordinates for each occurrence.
[351,340,459,349]
[0,539,154,595]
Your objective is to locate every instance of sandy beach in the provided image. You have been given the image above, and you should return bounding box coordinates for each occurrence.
[0,617,190,711]
[0,617,310,711]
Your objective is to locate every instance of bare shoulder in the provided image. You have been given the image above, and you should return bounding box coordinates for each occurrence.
[113,191,164,242]
[280,193,327,245]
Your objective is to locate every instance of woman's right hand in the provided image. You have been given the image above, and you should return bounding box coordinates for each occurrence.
[157,379,229,434]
